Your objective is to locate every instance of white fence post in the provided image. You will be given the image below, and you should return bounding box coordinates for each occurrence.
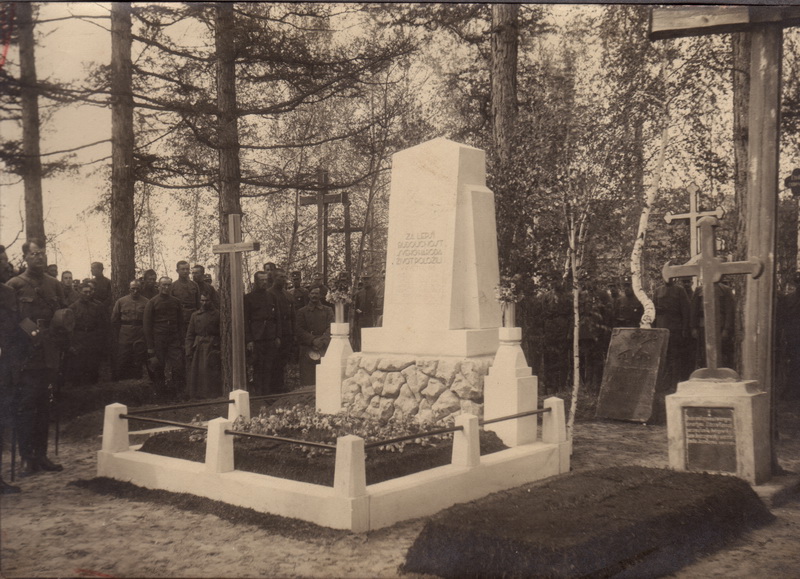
[542,397,567,444]
[452,413,480,467]
[334,435,367,498]
[483,327,538,446]
[228,389,250,422]
[205,417,234,473]
[102,403,130,453]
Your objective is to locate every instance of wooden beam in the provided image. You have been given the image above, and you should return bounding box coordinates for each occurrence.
[299,193,343,207]
[650,6,800,40]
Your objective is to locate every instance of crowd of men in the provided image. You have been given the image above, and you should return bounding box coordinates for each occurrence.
[0,240,383,494]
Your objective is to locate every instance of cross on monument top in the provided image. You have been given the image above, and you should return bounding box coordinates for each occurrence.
[664,183,724,258]
[663,216,762,381]
[212,214,260,391]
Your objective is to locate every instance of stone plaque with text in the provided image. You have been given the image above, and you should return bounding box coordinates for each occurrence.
[684,407,737,473]
[595,328,669,422]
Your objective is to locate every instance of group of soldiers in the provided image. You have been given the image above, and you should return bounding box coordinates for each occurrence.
[0,238,384,494]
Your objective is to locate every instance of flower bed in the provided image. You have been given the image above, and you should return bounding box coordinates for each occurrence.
[139,403,507,486]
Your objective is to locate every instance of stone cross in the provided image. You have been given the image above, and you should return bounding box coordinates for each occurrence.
[662,216,762,380]
[213,214,260,391]
[664,183,724,258]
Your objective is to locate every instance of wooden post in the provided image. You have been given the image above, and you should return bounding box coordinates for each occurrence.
[650,5,798,473]
[213,215,260,391]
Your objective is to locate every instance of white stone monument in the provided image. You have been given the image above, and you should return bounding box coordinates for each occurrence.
[362,137,501,358]
[317,138,506,422]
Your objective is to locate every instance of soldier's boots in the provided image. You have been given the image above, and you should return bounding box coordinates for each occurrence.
[20,455,63,476]
[37,456,63,471]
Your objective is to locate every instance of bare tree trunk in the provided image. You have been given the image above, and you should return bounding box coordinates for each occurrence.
[17,2,45,244]
[490,3,519,165]
[110,2,136,302]
[567,210,580,444]
[215,2,242,393]
[732,32,750,373]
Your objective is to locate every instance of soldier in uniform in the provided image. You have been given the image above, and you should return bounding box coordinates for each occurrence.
[269,268,294,393]
[192,264,218,308]
[185,293,222,399]
[244,271,281,395]
[1,282,23,492]
[68,281,110,386]
[290,271,309,311]
[90,261,113,311]
[111,280,149,380]
[0,245,15,283]
[652,277,691,423]
[60,271,80,305]
[170,260,200,341]
[144,277,185,399]
[140,269,158,300]
[295,286,334,386]
[47,264,58,278]
[6,240,67,475]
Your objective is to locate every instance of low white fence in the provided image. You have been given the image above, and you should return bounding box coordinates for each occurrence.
[98,390,569,532]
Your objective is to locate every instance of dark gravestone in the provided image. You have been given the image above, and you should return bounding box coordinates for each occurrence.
[684,407,737,473]
[596,328,669,422]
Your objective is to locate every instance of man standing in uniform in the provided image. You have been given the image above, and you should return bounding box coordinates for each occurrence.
[296,286,334,386]
[47,264,58,278]
[270,268,294,393]
[170,260,200,340]
[91,261,113,311]
[1,281,23,492]
[192,264,218,308]
[68,281,109,387]
[290,271,309,311]
[185,293,222,399]
[60,271,80,305]
[244,271,281,395]
[111,280,149,380]
[652,277,691,423]
[7,240,67,475]
[144,277,184,399]
[140,269,158,299]
[0,245,15,283]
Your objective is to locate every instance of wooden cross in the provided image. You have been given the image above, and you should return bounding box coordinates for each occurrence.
[213,214,260,391]
[651,5,799,392]
[328,190,364,279]
[300,168,340,283]
[664,183,724,258]
[663,216,762,380]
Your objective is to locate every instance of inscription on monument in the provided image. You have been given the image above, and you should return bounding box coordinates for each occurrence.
[684,407,737,473]
[394,231,444,266]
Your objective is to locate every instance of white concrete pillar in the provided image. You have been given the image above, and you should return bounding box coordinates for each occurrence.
[452,413,480,467]
[483,327,538,446]
[542,397,567,444]
[205,417,234,473]
[228,389,250,422]
[334,435,366,498]
[102,403,130,453]
[316,322,354,414]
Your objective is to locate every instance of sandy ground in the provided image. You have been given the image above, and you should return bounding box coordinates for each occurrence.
[1,416,799,578]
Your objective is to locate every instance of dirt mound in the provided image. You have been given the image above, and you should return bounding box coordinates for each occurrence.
[402,466,775,578]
